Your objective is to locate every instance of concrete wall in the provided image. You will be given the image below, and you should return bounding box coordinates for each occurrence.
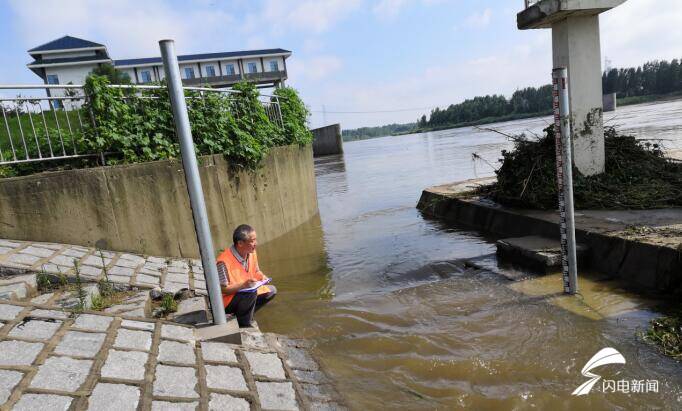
[602,92,617,112]
[311,124,343,157]
[552,14,605,176]
[0,145,318,258]
[417,190,682,294]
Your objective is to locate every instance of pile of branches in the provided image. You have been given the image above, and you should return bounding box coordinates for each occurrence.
[477,126,682,209]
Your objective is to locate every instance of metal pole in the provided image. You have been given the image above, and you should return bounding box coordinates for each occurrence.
[552,67,578,294]
[160,39,227,324]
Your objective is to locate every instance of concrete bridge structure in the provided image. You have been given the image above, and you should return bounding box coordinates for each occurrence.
[518,0,627,176]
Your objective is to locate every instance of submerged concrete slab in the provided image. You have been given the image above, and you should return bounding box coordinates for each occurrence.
[418,181,682,293]
[496,235,589,273]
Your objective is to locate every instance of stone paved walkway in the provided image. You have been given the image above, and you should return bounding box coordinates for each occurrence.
[0,239,207,297]
[0,239,346,410]
[0,300,312,410]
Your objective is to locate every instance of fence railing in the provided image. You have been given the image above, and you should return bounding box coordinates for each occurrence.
[0,84,283,166]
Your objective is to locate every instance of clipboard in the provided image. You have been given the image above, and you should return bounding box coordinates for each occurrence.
[237,278,271,293]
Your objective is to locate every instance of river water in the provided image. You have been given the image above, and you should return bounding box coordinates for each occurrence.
[257,99,682,410]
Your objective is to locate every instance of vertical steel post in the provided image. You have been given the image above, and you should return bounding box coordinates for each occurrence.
[160,40,227,324]
[552,67,579,294]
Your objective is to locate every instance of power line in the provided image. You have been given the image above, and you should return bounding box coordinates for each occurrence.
[310,106,436,114]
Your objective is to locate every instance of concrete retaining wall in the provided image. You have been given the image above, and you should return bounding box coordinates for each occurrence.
[417,190,682,294]
[603,92,617,112]
[311,124,343,157]
[0,145,318,258]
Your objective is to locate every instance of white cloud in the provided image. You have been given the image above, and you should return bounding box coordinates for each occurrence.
[601,0,682,68]
[253,0,361,35]
[304,31,553,128]
[373,0,409,20]
[8,0,235,58]
[465,8,492,29]
[287,55,343,83]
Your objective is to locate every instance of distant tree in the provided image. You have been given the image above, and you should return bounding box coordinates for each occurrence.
[89,64,131,84]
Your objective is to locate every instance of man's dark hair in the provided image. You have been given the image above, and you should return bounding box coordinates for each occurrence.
[233,224,255,245]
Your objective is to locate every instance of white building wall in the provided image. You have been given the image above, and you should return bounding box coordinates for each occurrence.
[200,61,220,77]
[220,60,240,75]
[41,50,97,60]
[264,57,284,72]
[179,63,201,79]
[118,68,137,83]
[43,64,100,102]
[243,59,262,73]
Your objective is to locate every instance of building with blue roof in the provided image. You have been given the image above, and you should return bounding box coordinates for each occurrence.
[27,35,291,96]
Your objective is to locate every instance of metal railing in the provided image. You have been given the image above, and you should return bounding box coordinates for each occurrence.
[0,84,283,166]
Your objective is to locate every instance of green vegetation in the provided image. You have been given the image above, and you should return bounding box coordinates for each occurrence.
[603,58,682,99]
[476,126,682,210]
[273,87,313,146]
[643,310,682,360]
[422,86,553,131]
[36,268,53,292]
[0,75,312,177]
[342,123,417,141]
[72,260,87,311]
[159,293,178,315]
[90,63,131,85]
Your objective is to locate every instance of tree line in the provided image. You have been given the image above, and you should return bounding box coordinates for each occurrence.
[343,56,682,139]
[602,58,682,97]
[419,85,553,129]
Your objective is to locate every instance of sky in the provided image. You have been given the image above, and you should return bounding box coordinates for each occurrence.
[1,0,681,129]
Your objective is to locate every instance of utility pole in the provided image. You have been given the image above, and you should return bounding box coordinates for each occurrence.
[160,39,227,324]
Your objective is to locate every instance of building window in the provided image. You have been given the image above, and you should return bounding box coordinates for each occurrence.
[205,65,216,77]
[184,67,195,79]
[226,64,235,75]
[247,62,257,73]
[269,61,279,72]
[47,74,59,84]
[140,70,152,83]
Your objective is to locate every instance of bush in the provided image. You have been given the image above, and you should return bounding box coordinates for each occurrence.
[274,87,313,146]
[478,126,682,209]
[1,76,312,177]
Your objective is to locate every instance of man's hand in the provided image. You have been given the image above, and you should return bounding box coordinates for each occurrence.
[240,279,258,290]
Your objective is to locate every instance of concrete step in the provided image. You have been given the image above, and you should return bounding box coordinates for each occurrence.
[496,235,589,273]
[171,296,209,325]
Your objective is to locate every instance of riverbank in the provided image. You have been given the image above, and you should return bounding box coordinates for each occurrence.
[417,178,682,294]
[343,93,682,142]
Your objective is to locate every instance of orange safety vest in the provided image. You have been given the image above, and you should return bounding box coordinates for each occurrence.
[217,248,269,307]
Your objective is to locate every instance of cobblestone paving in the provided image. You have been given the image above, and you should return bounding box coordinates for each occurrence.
[0,239,206,297]
[0,238,346,410]
[0,301,310,410]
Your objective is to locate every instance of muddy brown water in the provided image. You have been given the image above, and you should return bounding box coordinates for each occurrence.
[255,100,682,410]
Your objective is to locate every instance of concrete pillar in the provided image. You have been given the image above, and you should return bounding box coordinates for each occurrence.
[552,15,604,175]
[517,0,627,176]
